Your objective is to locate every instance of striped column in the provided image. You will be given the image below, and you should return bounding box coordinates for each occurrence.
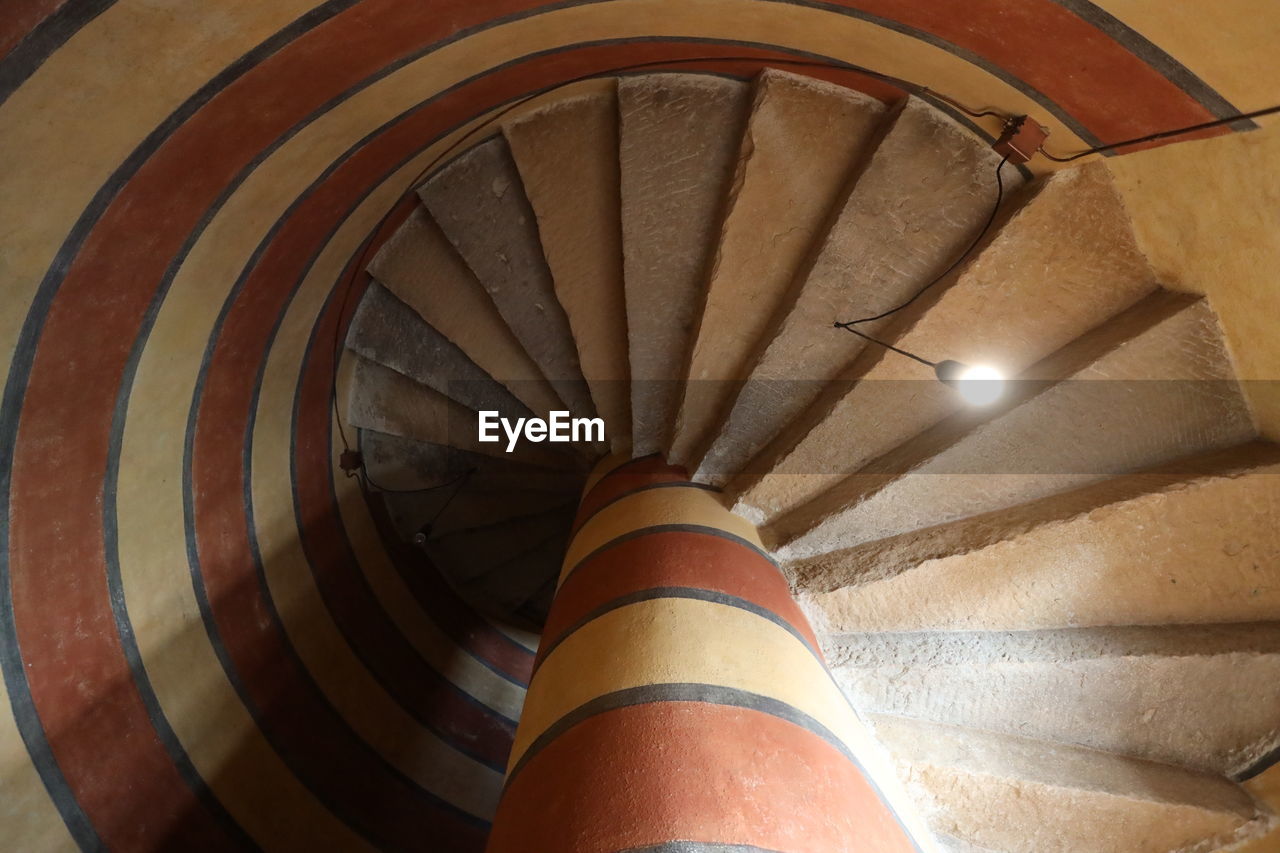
[487,455,930,852]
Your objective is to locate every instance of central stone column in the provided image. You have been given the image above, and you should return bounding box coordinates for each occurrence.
[487,455,931,852]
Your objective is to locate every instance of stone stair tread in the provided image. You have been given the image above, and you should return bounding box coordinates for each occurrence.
[367,206,564,419]
[771,290,1256,558]
[668,69,887,468]
[418,136,597,422]
[357,430,584,494]
[731,161,1158,526]
[618,73,750,457]
[694,96,1018,487]
[792,440,1280,634]
[383,487,577,543]
[505,87,631,452]
[345,355,568,467]
[828,623,1280,776]
[346,280,530,420]
[870,714,1274,853]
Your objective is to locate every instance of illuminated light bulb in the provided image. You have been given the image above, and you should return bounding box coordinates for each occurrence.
[934,359,1006,406]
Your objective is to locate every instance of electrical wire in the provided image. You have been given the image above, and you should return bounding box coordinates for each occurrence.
[1039,103,1280,162]
[361,464,475,496]
[833,155,1008,362]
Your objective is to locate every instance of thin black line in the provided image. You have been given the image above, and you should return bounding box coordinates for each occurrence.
[504,684,924,852]
[1235,743,1280,783]
[1047,0,1255,129]
[0,0,115,106]
[504,683,858,784]
[534,586,821,676]
[560,523,781,588]
[576,480,721,530]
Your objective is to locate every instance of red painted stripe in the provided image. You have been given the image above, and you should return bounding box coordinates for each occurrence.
[7,0,1232,840]
[573,456,690,529]
[190,86,517,772]
[0,0,68,60]
[489,701,917,853]
[839,0,1223,148]
[539,530,819,668]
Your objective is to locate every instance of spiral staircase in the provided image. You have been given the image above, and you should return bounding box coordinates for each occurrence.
[339,69,1280,852]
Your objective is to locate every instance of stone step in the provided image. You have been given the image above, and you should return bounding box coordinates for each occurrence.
[345,355,567,467]
[357,430,584,494]
[461,524,572,630]
[772,291,1255,558]
[694,96,1015,487]
[417,137,598,425]
[425,508,573,592]
[829,623,1280,777]
[504,87,631,452]
[667,70,887,467]
[366,206,563,419]
[791,441,1280,632]
[730,161,1158,526]
[346,281,530,420]
[870,715,1274,853]
[383,487,577,543]
[618,73,750,456]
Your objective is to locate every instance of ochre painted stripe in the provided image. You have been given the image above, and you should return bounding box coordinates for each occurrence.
[489,701,918,853]
[0,0,1244,840]
[561,487,761,582]
[509,597,860,769]
[573,457,699,530]
[540,530,818,666]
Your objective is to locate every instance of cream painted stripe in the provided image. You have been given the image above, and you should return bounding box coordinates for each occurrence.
[1092,0,1280,111]
[580,450,639,499]
[0,0,1101,401]
[510,596,939,848]
[559,486,760,583]
[512,597,869,769]
[0,0,326,394]
[334,446,527,719]
[249,151,505,818]
[0,695,77,852]
[116,374,373,845]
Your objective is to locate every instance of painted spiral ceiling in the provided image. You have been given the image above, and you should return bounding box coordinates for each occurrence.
[0,1,1263,850]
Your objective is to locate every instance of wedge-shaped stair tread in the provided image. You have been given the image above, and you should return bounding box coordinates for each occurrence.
[773,291,1255,557]
[830,623,1280,776]
[794,441,1280,632]
[872,715,1273,853]
[384,487,577,543]
[418,136,596,422]
[619,73,750,456]
[358,430,584,494]
[733,161,1157,524]
[696,97,1015,486]
[345,355,566,467]
[347,281,529,420]
[425,508,574,593]
[367,207,563,419]
[505,89,631,451]
[463,526,572,629]
[669,70,886,466]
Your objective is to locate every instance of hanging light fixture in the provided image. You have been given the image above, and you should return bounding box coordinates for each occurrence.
[834,158,1011,407]
[934,360,1006,406]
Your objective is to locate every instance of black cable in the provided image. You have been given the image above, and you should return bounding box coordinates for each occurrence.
[1039,103,1280,162]
[836,324,937,368]
[361,465,475,496]
[835,155,1008,334]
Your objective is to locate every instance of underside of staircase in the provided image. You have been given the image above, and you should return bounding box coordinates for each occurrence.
[340,69,1280,852]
